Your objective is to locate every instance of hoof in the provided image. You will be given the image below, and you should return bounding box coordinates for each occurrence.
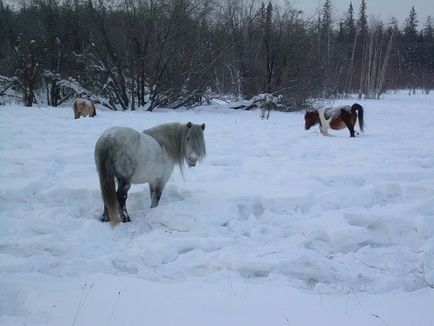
[121,208,130,223]
[100,210,110,222]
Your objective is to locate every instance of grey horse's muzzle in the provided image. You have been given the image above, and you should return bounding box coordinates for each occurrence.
[187,154,199,167]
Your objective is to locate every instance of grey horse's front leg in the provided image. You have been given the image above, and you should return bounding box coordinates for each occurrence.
[149,183,164,208]
[117,181,131,222]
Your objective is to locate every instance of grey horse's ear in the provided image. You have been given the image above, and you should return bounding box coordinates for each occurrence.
[186,122,192,128]
[201,123,205,130]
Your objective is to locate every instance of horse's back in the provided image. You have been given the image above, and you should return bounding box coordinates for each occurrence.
[324,106,349,118]
[74,98,88,110]
[95,127,171,184]
[96,127,141,152]
[324,106,353,130]
[95,127,141,177]
[74,98,95,117]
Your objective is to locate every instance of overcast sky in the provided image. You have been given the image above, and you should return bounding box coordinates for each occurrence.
[3,0,433,28]
[292,0,434,26]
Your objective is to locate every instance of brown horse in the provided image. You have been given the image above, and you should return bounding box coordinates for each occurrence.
[304,103,364,137]
[73,98,96,119]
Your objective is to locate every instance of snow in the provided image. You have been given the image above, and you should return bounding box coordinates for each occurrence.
[1,91,434,325]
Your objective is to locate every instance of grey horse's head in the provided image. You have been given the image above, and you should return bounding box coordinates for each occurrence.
[184,122,206,167]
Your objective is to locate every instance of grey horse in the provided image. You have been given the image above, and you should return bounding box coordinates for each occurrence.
[95,122,206,226]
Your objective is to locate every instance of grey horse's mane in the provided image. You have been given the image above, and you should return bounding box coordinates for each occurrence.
[143,122,206,173]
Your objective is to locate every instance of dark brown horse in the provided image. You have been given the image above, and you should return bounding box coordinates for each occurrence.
[304,103,364,137]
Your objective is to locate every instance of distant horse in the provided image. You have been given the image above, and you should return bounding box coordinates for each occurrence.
[260,102,275,120]
[304,103,365,137]
[95,122,206,226]
[73,98,96,119]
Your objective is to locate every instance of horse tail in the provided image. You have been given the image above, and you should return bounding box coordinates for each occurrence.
[95,147,121,226]
[92,103,97,117]
[352,103,364,133]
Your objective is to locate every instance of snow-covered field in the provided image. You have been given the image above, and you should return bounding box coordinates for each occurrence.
[1,92,434,325]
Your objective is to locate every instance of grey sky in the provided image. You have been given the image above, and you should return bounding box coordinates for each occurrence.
[292,0,434,27]
[4,0,433,27]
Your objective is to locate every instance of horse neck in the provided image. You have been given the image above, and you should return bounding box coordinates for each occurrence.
[144,123,185,166]
[312,112,320,126]
[318,109,332,126]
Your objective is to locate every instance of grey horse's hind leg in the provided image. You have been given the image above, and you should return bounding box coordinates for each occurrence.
[101,206,110,222]
[149,183,164,208]
[100,180,131,223]
[117,181,131,222]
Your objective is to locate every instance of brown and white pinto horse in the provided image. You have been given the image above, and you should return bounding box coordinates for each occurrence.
[304,103,364,137]
[73,98,97,119]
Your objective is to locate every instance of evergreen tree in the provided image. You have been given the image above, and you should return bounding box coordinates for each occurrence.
[343,1,356,41]
[402,6,420,93]
[321,0,332,34]
[404,6,418,39]
[320,0,333,66]
[423,16,433,41]
[357,0,368,38]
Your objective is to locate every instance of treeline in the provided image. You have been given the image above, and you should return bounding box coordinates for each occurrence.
[0,0,433,109]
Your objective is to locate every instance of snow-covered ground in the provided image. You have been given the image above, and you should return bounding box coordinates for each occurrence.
[1,92,434,325]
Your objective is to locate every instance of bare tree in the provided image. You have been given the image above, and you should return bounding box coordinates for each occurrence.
[1,1,40,106]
